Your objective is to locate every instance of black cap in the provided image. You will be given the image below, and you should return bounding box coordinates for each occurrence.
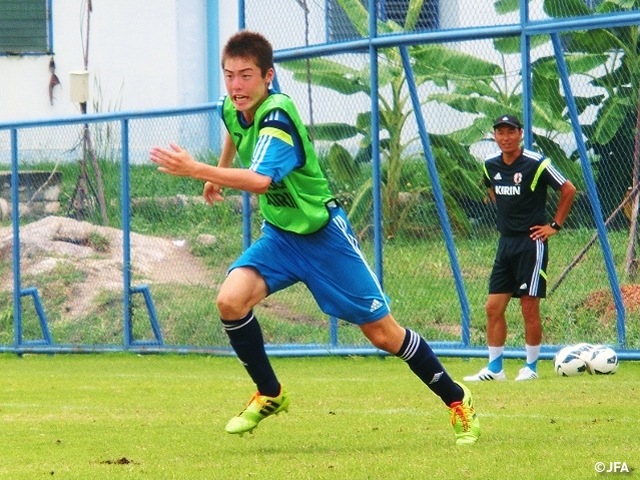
[493,114,522,130]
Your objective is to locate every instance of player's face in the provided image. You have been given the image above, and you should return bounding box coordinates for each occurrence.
[223,56,274,123]
[493,126,523,157]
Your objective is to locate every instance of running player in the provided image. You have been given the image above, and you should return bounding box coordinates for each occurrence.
[150,30,480,445]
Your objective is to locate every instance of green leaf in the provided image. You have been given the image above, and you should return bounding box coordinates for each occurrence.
[280,59,371,95]
[431,134,484,172]
[451,80,504,99]
[327,143,360,183]
[355,112,372,137]
[333,0,396,37]
[533,134,585,190]
[311,123,360,141]
[347,176,374,226]
[592,97,630,145]
[494,34,551,55]
[447,119,494,145]
[281,58,355,76]
[412,45,502,80]
[494,0,520,15]
[531,100,572,134]
[405,0,426,31]
[544,0,592,18]
[532,74,563,114]
[573,94,606,115]
[560,30,619,55]
[333,0,369,37]
[533,54,609,79]
[605,0,639,10]
[427,93,512,119]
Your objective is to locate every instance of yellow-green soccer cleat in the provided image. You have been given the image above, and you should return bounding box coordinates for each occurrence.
[449,382,480,445]
[225,387,290,435]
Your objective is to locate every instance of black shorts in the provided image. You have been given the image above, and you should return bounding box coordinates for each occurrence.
[489,234,548,298]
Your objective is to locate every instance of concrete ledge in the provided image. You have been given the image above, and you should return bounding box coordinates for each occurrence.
[0,171,62,220]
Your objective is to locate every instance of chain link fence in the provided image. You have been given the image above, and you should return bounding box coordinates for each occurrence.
[1,0,640,356]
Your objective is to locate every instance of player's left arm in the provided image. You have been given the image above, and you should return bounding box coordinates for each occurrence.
[551,179,577,227]
[530,170,576,241]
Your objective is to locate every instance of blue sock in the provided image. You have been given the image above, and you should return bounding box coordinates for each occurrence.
[488,356,503,373]
[525,361,537,372]
[221,311,281,397]
[396,329,463,406]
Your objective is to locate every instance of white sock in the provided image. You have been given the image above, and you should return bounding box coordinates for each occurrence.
[488,346,504,363]
[525,344,541,367]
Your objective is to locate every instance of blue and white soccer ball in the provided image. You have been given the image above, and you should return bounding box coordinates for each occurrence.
[584,346,619,375]
[571,342,598,363]
[554,345,588,377]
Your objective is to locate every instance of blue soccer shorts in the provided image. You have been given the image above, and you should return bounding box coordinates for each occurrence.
[228,206,390,325]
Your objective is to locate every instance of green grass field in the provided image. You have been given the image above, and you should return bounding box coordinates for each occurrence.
[0,353,637,479]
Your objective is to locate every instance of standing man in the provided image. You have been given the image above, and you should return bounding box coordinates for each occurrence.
[464,114,576,382]
[150,31,480,445]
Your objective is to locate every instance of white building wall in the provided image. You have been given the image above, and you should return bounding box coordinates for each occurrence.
[0,0,230,123]
[1,1,519,124]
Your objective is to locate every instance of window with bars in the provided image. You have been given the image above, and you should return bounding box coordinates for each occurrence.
[0,0,50,54]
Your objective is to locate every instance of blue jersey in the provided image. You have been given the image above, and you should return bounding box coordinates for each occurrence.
[239,108,303,183]
[219,92,334,234]
[219,94,390,324]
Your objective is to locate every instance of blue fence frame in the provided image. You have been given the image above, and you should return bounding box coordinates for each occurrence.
[266,2,640,359]
[2,1,640,360]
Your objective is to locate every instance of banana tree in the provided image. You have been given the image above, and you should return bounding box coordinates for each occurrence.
[494,0,640,273]
[489,0,640,204]
[280,0,495,238]
[544,0,640,275]
[425,18,600,186]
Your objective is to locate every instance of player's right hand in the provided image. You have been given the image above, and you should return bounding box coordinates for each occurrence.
[203,181,224,204]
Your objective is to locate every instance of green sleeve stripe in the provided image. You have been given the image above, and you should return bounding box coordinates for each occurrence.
[482,163,489,180]
[531,159,550,191]
[260,126,293,146]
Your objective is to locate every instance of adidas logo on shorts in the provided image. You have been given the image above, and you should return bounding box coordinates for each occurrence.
[369,299,383,312]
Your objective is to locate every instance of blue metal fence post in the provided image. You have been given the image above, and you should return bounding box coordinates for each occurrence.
[399,46,472,346]
[121,118,133,348]
[10,129,22,348]
[520,0,533,148]
[551,33,626,348]
[19,287,53,345]
[368,0,384,284]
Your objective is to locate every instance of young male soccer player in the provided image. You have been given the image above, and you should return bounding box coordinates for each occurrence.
[464,114,576,382]
[150,30,480,445]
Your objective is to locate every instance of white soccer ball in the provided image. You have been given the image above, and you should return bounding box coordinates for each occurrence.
[585,346,619,375]
[554,346,588,377]
[571,343,598,362]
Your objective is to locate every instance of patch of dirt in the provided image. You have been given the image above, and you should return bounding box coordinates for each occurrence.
[0,216,217,319]
[581,284,640,326]
[259,298,327,327]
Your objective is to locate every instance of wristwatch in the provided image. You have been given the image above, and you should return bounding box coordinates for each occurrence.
[550,221,562,231]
